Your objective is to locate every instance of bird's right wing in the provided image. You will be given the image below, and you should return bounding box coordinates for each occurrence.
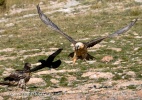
[37,4,77,44]
[109,18,138,37]
[86,18,138,48]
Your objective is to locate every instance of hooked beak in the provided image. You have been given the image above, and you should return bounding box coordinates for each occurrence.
[75,45,79,50]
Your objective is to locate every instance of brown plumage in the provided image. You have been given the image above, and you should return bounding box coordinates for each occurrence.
[0,63,31,89]
[37,4,137,65]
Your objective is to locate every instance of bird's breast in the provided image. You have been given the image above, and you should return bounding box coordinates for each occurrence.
[75,48,87,56]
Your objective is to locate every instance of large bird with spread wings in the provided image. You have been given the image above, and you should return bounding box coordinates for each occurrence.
[37,4,137,65]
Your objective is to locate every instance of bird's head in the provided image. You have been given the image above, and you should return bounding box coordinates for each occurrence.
[75,42,85,50]
[24,63,31,70]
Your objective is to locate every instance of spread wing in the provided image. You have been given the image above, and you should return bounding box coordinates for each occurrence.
[86,18,137,48]
[30,65,44,72]
[37,4,77,44]
[46,48,63,62]
[30,48,63,72]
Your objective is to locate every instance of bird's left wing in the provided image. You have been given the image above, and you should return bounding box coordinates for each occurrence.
[37,4,77,44]
[86,18,138,48]
[46,48,63,62]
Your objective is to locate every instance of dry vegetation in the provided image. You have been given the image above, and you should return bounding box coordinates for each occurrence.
[0,0,142,99]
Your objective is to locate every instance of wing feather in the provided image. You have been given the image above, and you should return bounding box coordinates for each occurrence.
[86,18,137,48]
[46,48,63,62]
[37,4,77,44]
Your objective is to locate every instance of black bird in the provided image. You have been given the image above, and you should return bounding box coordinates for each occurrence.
[30,48,63,72]
[0,63,31,89]
[37,4,137,65]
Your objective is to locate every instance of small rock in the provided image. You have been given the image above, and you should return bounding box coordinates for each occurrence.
[134,47,139,51]
[82,72,95,77]
[110,40,115,43]
[64,60,73,64]
[50,79,59,84]
[27,78,46,86]
[0,30,5,33]
[113,59,122,65]
[39,1,45,5]
[118,73,123,76]
[108,47,122,52]
[101,55,113,62]
[86,60,96,64]
[49,48,59,50]
[122,76,125,79]
[68,76,77,82]
[5,23,15,27]
[135,36,142,38]
[82,72,114,79]
[126,71,136,77]
[90,72,114,79]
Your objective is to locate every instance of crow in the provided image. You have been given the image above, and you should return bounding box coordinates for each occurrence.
[30,48,62,72]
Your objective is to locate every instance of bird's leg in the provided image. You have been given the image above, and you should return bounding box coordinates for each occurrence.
[72,57,77,67]
[83,59,87,63]
[71,52,78,67]
[18,79,26,90]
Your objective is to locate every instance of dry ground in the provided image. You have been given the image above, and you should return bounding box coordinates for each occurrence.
[0,0,142,99]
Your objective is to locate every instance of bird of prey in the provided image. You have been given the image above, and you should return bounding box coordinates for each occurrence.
[30,48,63,72]
[0,63,31,90]
[37,4,137,65]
